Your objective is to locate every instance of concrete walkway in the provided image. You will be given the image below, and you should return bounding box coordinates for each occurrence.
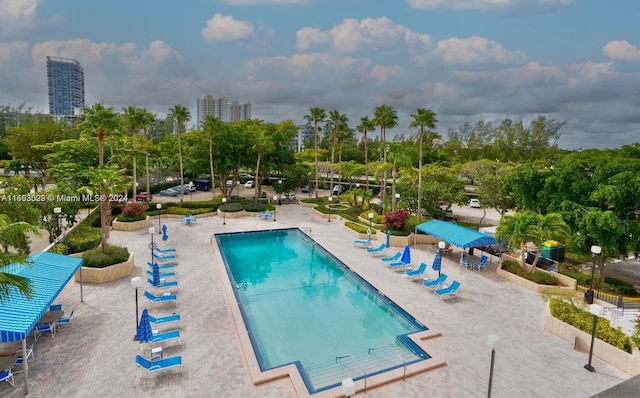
[1,204,632,397]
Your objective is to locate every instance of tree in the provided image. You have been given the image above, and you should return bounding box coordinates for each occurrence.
[122,106,146,200]
[409,108,438,221]
[139,109,156,203]
[201,115,223,200]
[80,104,119,166]
[167,105,191,203]
[327,110,348,194]
[374,105,398,211]
[356,116,376,190]
[0,214,43,301]
[304,108,326,198]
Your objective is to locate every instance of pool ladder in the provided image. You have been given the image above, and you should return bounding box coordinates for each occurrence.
[368,344,407,381]
[335,354,367,392]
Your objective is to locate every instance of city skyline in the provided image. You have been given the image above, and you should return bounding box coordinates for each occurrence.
[46,56,84,117]
[0,1,639,149]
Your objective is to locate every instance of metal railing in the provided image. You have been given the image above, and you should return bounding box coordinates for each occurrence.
[335,354,367,392]
[575,284,624,308]
[368,344,407,381]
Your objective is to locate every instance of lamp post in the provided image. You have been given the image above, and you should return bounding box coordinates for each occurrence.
[130,276,143,338]
[156,203,162,233]
[222,197,227,225]
[394,193,400,211]
[585,245,601,304]
[278,179,282,205]
[438,241,446,277]
[148,227,155,265]
[328,196,333,222]
[368,212,373,231]
[272,196,277,221]
[53,206,62,240]
[584,303,604,372]
[487,334,501,398]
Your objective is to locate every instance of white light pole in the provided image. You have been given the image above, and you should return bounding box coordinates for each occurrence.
[278,179,282,205]
[130,276,143,337]
[586,245,601,304]
[272,196,278,221]
[438,241,446,277]
[368,212,374,232]
[393,192,400,211]
[53,206,62,240]
[487,334,501,397]
[584,303,604,372]
[327,196,333,222]
[222,197,227,225]
[148,227,155,264]
[156,203,162,233]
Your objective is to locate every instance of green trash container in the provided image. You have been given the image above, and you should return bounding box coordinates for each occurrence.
[542,244,565,262]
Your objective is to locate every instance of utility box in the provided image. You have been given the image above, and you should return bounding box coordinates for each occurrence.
[542,240,565,262]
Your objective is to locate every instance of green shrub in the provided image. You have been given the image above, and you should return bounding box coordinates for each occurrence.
[502,260,560,285]
[345,221,377,235]
[603,277,638,296]
[66,224,101,254]
[82,245,130,268]
[243,202,269,212]
[116,214,147,222]
[167,206,214,215]
[549,299,631,353]
[219,202,243,212]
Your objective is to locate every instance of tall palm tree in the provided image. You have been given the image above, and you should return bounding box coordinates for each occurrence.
[409,108,438,221]
[0,214,43,301]
[304,108,326,199]
[356,116,376,191]
[327,110,348,193]
[80,104,119,166]
[373,105,398,212]
[202,115,223,200]
[139,109,156,203]
[167,105,191,203]
[122,106,145,200]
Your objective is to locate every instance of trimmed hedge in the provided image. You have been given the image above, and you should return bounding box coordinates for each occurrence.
[345,221,377,235]
[502,260,561,286]
[66,211,101,254]
[116,214,147,222]
[81,245,130,268]
[549,299,631,353]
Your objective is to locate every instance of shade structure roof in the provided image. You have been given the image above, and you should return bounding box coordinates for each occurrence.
[0,252,83,342]
[416,219,495,249]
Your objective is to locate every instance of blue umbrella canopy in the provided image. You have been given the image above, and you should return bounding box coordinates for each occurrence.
[401,244,411,264]
[136,308,153,343]
[162,224,168,241]
[151,263,161,286]
[386,231,391,248]
[432,251,442,272]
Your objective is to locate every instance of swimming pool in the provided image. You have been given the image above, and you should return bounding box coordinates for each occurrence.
[216,228,432,394]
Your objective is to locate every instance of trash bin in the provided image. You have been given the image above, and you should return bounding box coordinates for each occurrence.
[542,241,565,262]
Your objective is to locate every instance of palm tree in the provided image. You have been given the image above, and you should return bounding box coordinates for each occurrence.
[304,108,326,199]
[356,116,376,191]
[139,109,156,203]
[167,105,191,203]
[0,214,43,301]
[202,115,223,201]
[122,106,145,200]
[83,166,128,254]
[409,108,438,221]
[496,211,571,271]
[80,104,119,166]
[327,110,348,193]
[373,105,398,211]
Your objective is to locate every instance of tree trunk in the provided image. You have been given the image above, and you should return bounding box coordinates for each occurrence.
[144,128,150,203]
[314,122,319,199]
[209,131,215,201]
[132,130,137,200]
[364,130,369,191]
[417,127,423,222]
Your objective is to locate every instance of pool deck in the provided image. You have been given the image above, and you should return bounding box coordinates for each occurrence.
[1,204,632,397]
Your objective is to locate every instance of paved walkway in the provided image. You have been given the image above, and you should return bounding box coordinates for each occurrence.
[1,204,632,397]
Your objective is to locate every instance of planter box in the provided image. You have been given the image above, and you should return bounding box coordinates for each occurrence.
[341,225,378,241]
[217,209,261,219]
[112,216,149,231]
[496,254,576,293]
[74,253,135,284]
[544,305,640,376]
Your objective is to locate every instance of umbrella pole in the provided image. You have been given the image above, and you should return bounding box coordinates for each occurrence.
[23,338,29,395]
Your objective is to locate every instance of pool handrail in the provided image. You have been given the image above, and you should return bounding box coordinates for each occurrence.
[336,353,367,392]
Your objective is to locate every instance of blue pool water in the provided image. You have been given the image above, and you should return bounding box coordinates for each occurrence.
[217,228,429,392]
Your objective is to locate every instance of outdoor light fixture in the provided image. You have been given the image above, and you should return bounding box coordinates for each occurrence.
[53,207,62,239]
[148,227,155,265]
[487,334,501,397]
[328,196,333,222]
[130,276,143,337]
[278,180,282,205]
[222,197,227,225]
[584,303,604,372]
[156,203,162,233]
[368,212,374,231]
[341,378,356,397]
[272,196,278,221]
[585,245,601,304]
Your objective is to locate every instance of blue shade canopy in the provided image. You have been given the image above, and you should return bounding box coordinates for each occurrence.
[0,252,83,342]
[416,220,495,249]
[432,251,442,272]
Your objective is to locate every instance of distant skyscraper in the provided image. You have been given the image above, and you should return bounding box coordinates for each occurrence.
[196,94,250,124]
[214,96,228,122]
[47,56,85,117]
[196,95,215,126]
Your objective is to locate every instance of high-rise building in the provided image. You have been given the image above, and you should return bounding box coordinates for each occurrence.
[214,96,228,122]
[196,95,250,124]
[196,95,215,127]
[47,56,85,117]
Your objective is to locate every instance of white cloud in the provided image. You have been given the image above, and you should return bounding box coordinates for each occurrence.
[368,65,404,84]
[406,0,575,10]
[603,40,640,62]
[0,0,39,32]
[31,39,136,66]
[296,17,431,54]
[419,36,526,65]
[0,40,30,62]
[224,0,310,4]
[121,40,183,72]
[201,14,254,42]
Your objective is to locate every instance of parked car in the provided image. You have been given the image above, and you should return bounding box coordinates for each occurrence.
[469,198,481,208]
[136,191,153,201]
[244,180,255,189]
[194,179,212,191]
[332,185,343,196]
[186,182,196,192]
[159,187,179,196]
[253,191,267,199]
[226,179,234,187]
[239,173,254,181]
[301,185,311,193]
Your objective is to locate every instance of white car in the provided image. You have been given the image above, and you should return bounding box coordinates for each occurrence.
[244,180,255,189]
[469,198,481,208]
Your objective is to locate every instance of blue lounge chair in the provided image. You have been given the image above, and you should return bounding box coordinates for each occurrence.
[152,244,176,254]
[146,269,176,279]
[35,322,55,340]
[147,261,175,270]
[367,243,387,256]
[152,251,176,261]
[474,255,488,272]
[12,343,34,373]
[460,253,472,271]
[434,280,461,299]
[381,252,401,262]
[151,329,182,345]
[404,262,428,279]
[144,291,177,306]
[423,273,448,290]
[58,308,75,331]
[388,261,410,271]
[258,211,273,220]
[0,368,14,387]
[135,354,183,379]
[354,237,373,248]
[147,278,178,289]
[148,313,181,326]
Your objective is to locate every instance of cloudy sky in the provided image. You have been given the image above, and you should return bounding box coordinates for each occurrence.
[1,0,639,149]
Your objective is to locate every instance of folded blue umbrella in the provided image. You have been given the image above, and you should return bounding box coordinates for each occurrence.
[401,244,411,264]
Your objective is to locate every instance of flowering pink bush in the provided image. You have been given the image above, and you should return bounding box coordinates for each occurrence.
[122,202,149,217]
[384,209,409,231]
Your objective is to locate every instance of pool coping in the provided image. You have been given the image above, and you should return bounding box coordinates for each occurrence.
[210,228,447,397]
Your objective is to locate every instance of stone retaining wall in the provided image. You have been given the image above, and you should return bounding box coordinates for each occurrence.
[112,216,150,231]
[73,253,135,284]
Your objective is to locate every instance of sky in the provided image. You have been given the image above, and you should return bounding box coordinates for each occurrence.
[1,0,639,150]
